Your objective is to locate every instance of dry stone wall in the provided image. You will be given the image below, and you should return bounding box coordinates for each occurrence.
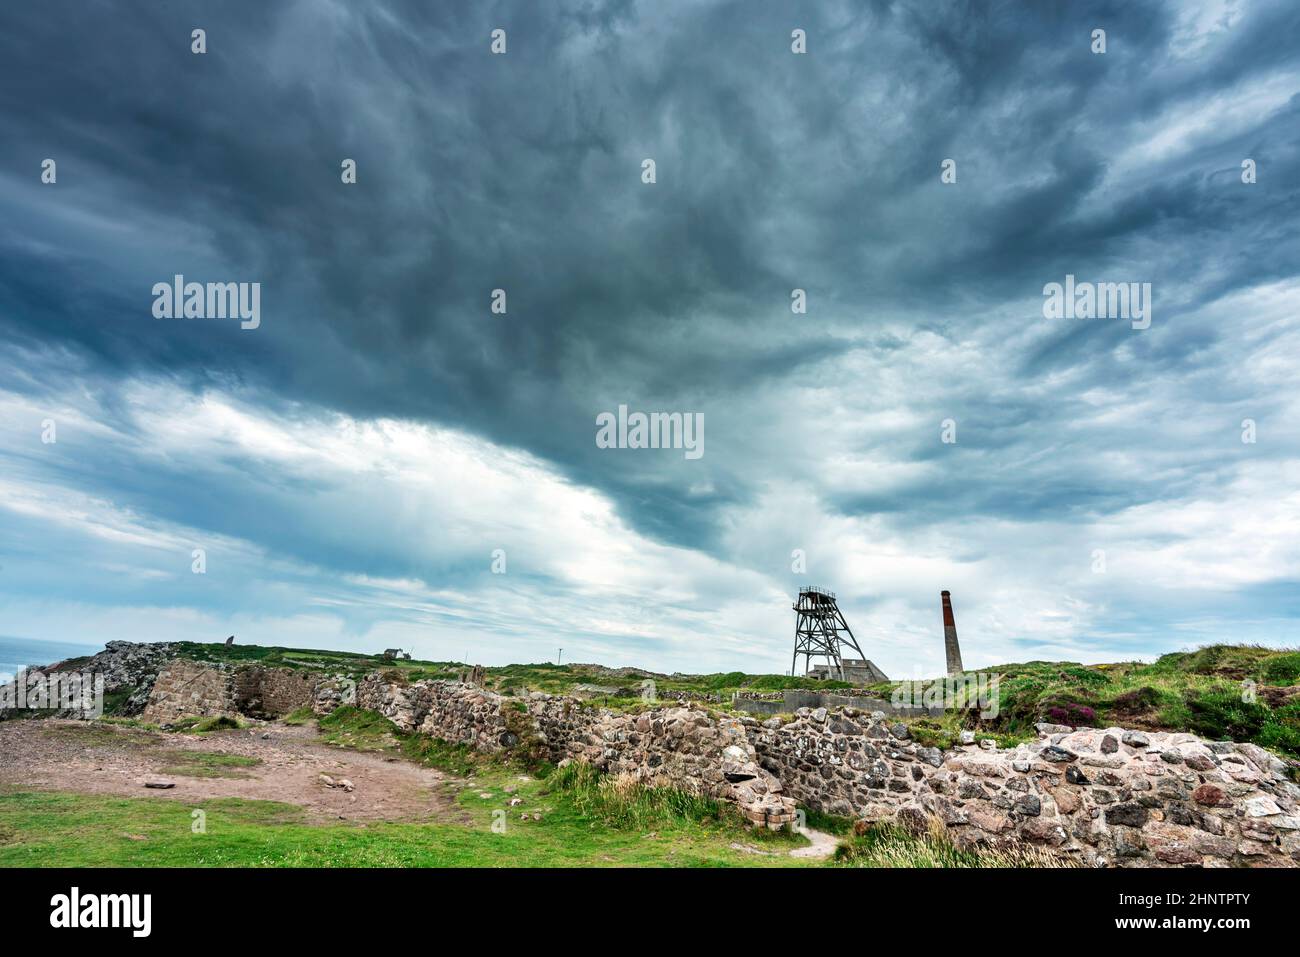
[528,692,797,828]
[355,674,515,750]
[748,707,1300,867]
[312,675,357,713]
[353,675,798,828]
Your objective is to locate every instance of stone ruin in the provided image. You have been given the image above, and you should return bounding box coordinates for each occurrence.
[343,672,1300,860]
[750,708,1299,867]
[126,651,1300,865]
[142,659,322,723]
[350,672,797,830]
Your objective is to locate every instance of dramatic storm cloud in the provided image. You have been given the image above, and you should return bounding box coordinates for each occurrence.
[1,0,1298,675]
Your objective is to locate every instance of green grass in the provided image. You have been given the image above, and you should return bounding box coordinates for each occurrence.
[1262,652,1300,685]
[0,770,816,868]
[800,807,855,836]
[171,642,464,683]
[548,761,807,850]
[99,717,162,731]
[160,752,262,779]
[552,760,713,829]
[317,705,402,752]
[39,722,135,746]
[170,715,244,733]
[313,705,500,775]
[101,687,134,717]
[1183,691,1300,754]
[317,705,510,775]
[281,707,316,726]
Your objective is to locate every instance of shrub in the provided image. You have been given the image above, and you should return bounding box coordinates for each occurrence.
[1255,720,1300,757]
[1109,686,1161,714]
[1185,690,1270,742]
[905,720,956,750]
[1045,702,1096,726]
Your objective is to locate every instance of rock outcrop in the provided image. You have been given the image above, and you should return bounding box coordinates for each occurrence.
[56,640,178,714]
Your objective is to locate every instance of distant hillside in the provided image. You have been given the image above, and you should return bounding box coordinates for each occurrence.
[143,643,859,695]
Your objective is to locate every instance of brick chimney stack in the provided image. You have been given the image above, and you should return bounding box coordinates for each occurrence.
[941,590,964,676]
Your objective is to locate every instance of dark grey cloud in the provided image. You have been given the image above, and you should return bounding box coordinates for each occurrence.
[1,0,1299,670]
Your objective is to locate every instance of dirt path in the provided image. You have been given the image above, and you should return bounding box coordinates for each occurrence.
[789,827,839,859]
[0,719,467,824]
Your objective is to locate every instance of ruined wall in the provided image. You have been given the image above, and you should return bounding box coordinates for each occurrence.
[528,693,797,829]
[142,660,236,723]
[53,640,177,715]
[355,674,515,750]
[355,674,434,730]
[748,707,1300,867]
[233,666,316,719]
[353,675,797,828]
[347,675,1300,858]
[146,661,327,723]
[312,675,357,714]
[142,660,1300,864]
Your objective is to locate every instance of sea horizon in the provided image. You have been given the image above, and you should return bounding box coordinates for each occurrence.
[0,636,101,684]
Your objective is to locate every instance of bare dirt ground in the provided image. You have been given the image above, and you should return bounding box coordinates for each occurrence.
[0,719,469,824]
[789,827,838,859]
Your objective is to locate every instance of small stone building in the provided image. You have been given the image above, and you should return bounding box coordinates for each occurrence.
[807,658,889,684]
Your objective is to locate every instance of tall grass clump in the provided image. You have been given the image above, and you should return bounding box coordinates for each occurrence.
[549,761,725,831]
[834,817,1079,868]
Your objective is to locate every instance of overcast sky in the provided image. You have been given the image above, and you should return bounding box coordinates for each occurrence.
[1,0,1298,677]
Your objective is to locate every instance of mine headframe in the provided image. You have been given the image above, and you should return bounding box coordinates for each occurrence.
[791,586,869,680]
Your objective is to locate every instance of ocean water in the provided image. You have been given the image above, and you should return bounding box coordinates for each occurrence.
[0,636,101,685]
